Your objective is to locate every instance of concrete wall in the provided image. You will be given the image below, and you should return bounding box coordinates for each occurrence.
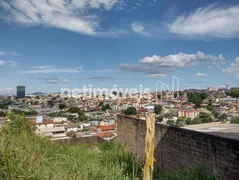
[54,136,104,145]
[117,115,239,180]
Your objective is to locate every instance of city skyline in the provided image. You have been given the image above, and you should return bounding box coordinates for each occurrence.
[1,0,239,94]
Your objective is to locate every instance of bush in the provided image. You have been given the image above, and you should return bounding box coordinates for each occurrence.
[190,117,202,124]
[0,113,142,180]
[166,120,175,126]
[154,105,162,115]
[156,116,163,122]
[124,107,137,115]
[231,117,239,124]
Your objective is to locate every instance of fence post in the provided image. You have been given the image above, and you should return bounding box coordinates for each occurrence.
[143,111,155,180]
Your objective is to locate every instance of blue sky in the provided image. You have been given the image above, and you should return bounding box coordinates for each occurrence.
[0,0,239,94]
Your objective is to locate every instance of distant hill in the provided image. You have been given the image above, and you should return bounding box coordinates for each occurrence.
[31,92,46,95]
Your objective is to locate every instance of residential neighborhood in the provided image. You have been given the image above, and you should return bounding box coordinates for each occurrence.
[1,86,239,141]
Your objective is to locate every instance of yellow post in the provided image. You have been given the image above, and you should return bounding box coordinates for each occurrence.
[143,111,155,180]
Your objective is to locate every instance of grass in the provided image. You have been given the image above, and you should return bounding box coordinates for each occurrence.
[0,113,217,180]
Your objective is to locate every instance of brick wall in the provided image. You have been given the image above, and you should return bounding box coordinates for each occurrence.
[117,115,239,180]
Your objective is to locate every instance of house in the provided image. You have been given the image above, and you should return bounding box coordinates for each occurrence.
[178,109,200,119]
[97,124,116,133]
[37,127,67,140]
[53,117,67,123]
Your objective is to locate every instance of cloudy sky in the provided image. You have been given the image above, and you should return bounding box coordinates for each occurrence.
[0,0,239,94]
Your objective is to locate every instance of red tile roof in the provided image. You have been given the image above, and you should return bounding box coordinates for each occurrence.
[98,124,116,131]
[97,132,115,138]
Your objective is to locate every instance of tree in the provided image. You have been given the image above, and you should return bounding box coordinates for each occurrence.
[102,105,106,111]
[176,116,186,127]
[98,101,104,107]
[218,113,228,121]
[166,120,175,126]
[47,100,54,108]
[212,110,219,119]
[124,107,137,116]
[78,113,86,121]
[187,92,208,108]
[68,107,86,121]
[185,117,192,125]
[33,101,39,105]
[35,96,40,99]
[58,104,67,110]
[198,112,213,123]
[157,94,161,99]
[156,116,163,122]
[154,105,162,115]
[0,111,6,117]
[190,117,202,124]
[229,89,239,98]
[193,96,203,108]
[68,107,81,113]
[231,117,239,124]
[199,92,208,100]
[105,104,110,109]
[207,99,213,111]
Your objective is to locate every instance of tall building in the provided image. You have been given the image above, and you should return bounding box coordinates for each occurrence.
[16,86,25,98]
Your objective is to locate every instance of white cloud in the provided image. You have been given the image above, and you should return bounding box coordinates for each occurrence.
[194,73,208,76]
[0,87,15,94]
[8,60,18,66]
[120,51,223,75]
[222,57,239,79]
[0,51,6,56]
[169,4,239,38]
[45,79,58,84]
[92,69,113,72]
[140,51,222,67]
[147,74,167,78]
[0,0,123,36]
[0,60,5,66]
[0,51,21,56]
[21,66,83,74]
[131,21,151,36]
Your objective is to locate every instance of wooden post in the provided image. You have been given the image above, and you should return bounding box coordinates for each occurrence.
[143,111,155,180]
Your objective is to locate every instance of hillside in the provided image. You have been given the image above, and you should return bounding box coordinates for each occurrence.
[0,113,216,180]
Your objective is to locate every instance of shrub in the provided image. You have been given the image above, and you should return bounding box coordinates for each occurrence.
[231,117,239,124]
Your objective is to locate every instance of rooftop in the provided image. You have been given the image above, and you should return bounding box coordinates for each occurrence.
[183,122,239,140]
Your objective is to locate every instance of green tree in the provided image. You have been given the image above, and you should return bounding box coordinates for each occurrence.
[105,104,110,109]
[185,117,192,125]
[98,101,104,107]
[78,113,86,121]
[199,92,208,100]
[218,113,228,121]
[166,120,175,126]
[157,94,161,99]
[0,111,6,116]
[156,116,163,122]
[68,107,81,113]
[58,104,67,110]
[154,104,162,115]
[47,100,54,108]
[176,116,186,127]
[229,89,239,98]
[190,117,202,124]
[231,117,239,124]
[198,112,213,123]
[124,107,137,116]
[187,92,208,108]
[102,105,106,111]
